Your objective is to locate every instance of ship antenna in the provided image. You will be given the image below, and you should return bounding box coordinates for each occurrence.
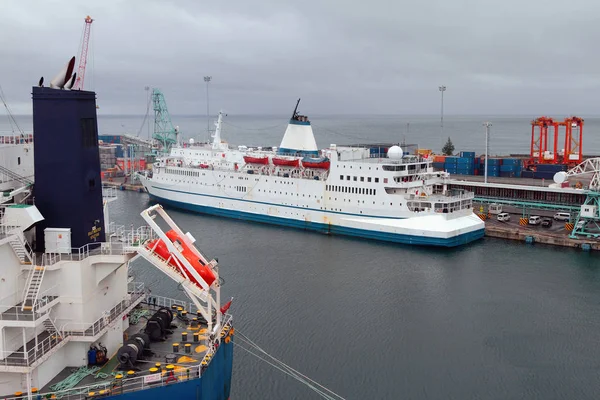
[291,98,301,120]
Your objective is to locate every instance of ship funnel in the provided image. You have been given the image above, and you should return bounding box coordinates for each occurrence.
[49,56,76,89]
[278,99,318,157]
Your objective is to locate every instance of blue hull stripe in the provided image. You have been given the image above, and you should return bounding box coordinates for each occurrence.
[107,338,233,399]
[149,194,484,247]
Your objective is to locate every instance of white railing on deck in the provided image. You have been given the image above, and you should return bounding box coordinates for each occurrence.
[62,289,145,338]
[0,332,63,368]
[0,314,233,400]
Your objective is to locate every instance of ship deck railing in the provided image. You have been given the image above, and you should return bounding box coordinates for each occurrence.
[0,284,147,368]
[0,330,64,368]
[62,283,146,338]
[0,314,234,400]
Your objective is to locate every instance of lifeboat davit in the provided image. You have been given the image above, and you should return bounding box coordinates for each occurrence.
[243,155,269,165]
[272,156,300,167]
[145,230,216,288]
[301,157,330,169]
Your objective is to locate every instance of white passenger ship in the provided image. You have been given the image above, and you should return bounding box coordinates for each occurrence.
[139,102,485,247]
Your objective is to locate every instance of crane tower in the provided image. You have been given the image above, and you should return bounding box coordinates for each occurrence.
[73,15,94,90]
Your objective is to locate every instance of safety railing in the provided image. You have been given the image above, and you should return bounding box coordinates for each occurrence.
[143,293,194,312]
[1,314,233,399]
[62,287,146,338]
[102,185,117,200]
[0,332,63,367]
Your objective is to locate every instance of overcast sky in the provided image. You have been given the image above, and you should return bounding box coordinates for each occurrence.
[1,0,600,115]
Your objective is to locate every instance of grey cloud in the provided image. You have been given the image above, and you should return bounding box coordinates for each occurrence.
[1,0,600,116]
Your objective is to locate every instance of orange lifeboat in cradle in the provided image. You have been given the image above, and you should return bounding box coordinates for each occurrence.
[301,156,330,169]
[271,156,300,167]
[145,230,216,288]
[243,155,269,165]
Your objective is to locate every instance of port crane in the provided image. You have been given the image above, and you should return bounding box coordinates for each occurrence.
[554,158,600,238]
[73,15,93,90]
[152,89,179,154]
[529,116,584,167]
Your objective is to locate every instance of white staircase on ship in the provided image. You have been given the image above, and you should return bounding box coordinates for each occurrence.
[9,235,33,265]
[21,265,45,311]
[42,315,62,339]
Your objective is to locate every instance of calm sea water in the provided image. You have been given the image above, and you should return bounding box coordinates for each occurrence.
[108,191,600,400]
[2,113,600,156]
[4,113,600,398]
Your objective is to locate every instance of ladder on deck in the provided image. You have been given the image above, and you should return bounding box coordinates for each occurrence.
[21,265,45,311]
[9,235,33,265]
[43,315,62,339]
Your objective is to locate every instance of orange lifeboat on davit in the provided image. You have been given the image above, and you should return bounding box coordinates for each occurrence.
[146,230,216,288]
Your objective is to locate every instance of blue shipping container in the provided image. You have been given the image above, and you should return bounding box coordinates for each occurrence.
[460,151,476,158]
[502,158,523,166]
[457,157,472,164]
[445,157,458,164]
[432,162,445,169]
[536,164,567,172]
[500,165,520,172]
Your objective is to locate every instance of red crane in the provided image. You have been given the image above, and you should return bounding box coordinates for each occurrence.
[73,15,93,90]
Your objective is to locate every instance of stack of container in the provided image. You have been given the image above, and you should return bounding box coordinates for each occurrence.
[533,164,567,180]
[499,158,523,178]
[117,157,147,172]
[99,146,116,171]
[478,158,502,177]
[432,155,445,170]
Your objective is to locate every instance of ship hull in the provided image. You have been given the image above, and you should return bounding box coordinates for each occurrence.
[106,337,233,399]
[142,181,484,247]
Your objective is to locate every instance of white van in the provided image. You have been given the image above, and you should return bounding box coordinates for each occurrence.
[554,212,570,221]
[497,212,511,222]
[528,216,542,225]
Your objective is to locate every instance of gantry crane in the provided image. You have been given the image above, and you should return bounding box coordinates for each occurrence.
[73,16,93,90]
[529,116,584,167]
[554,158,600,238]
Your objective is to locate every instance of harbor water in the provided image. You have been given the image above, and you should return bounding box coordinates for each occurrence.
[111,190,600,400]
[3,114,600,398]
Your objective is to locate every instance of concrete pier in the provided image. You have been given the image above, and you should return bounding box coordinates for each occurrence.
[485,223,600,251]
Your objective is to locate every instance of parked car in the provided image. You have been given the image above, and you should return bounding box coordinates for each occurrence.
[576,220,588,229]
[554,212,570,221]
[497,212,511,222]
[541,218,553,228]
[528,216,542,225]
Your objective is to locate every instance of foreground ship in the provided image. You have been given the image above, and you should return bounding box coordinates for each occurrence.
[0,77,232,399]
[139,100,484,247]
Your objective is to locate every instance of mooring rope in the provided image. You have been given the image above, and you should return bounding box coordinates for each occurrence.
[235,330,346,400]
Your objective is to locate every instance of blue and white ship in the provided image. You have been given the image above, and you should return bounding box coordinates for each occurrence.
[0,62,233,399]
[139,100,485,247]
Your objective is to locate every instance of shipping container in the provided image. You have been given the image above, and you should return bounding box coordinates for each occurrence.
[432,162,445,169]
[536,164,567,172]
[456,157,472,164]
[433,155,446,163]
[445,157,458,164]
[459,151,476,158]
[501,158,522,166]
[533,171,557,179]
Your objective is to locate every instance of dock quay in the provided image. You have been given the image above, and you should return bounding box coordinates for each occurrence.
[485,222,600,251]
[102,177,145,192]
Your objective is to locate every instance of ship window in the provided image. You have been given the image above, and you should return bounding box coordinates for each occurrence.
[360,177,364,182]
[346,176,350,180]
[18,157,20,165]
[375,178,379,183]
[353,176,357,181]
[368,177,371,182]
[340,175,343,180]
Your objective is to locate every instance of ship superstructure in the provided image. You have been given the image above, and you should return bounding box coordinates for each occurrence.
[139,101,485,247]
[0,80,233,399]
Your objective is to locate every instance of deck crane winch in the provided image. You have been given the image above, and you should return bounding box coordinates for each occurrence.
[73,15,93,90]
[553,158,600,238]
